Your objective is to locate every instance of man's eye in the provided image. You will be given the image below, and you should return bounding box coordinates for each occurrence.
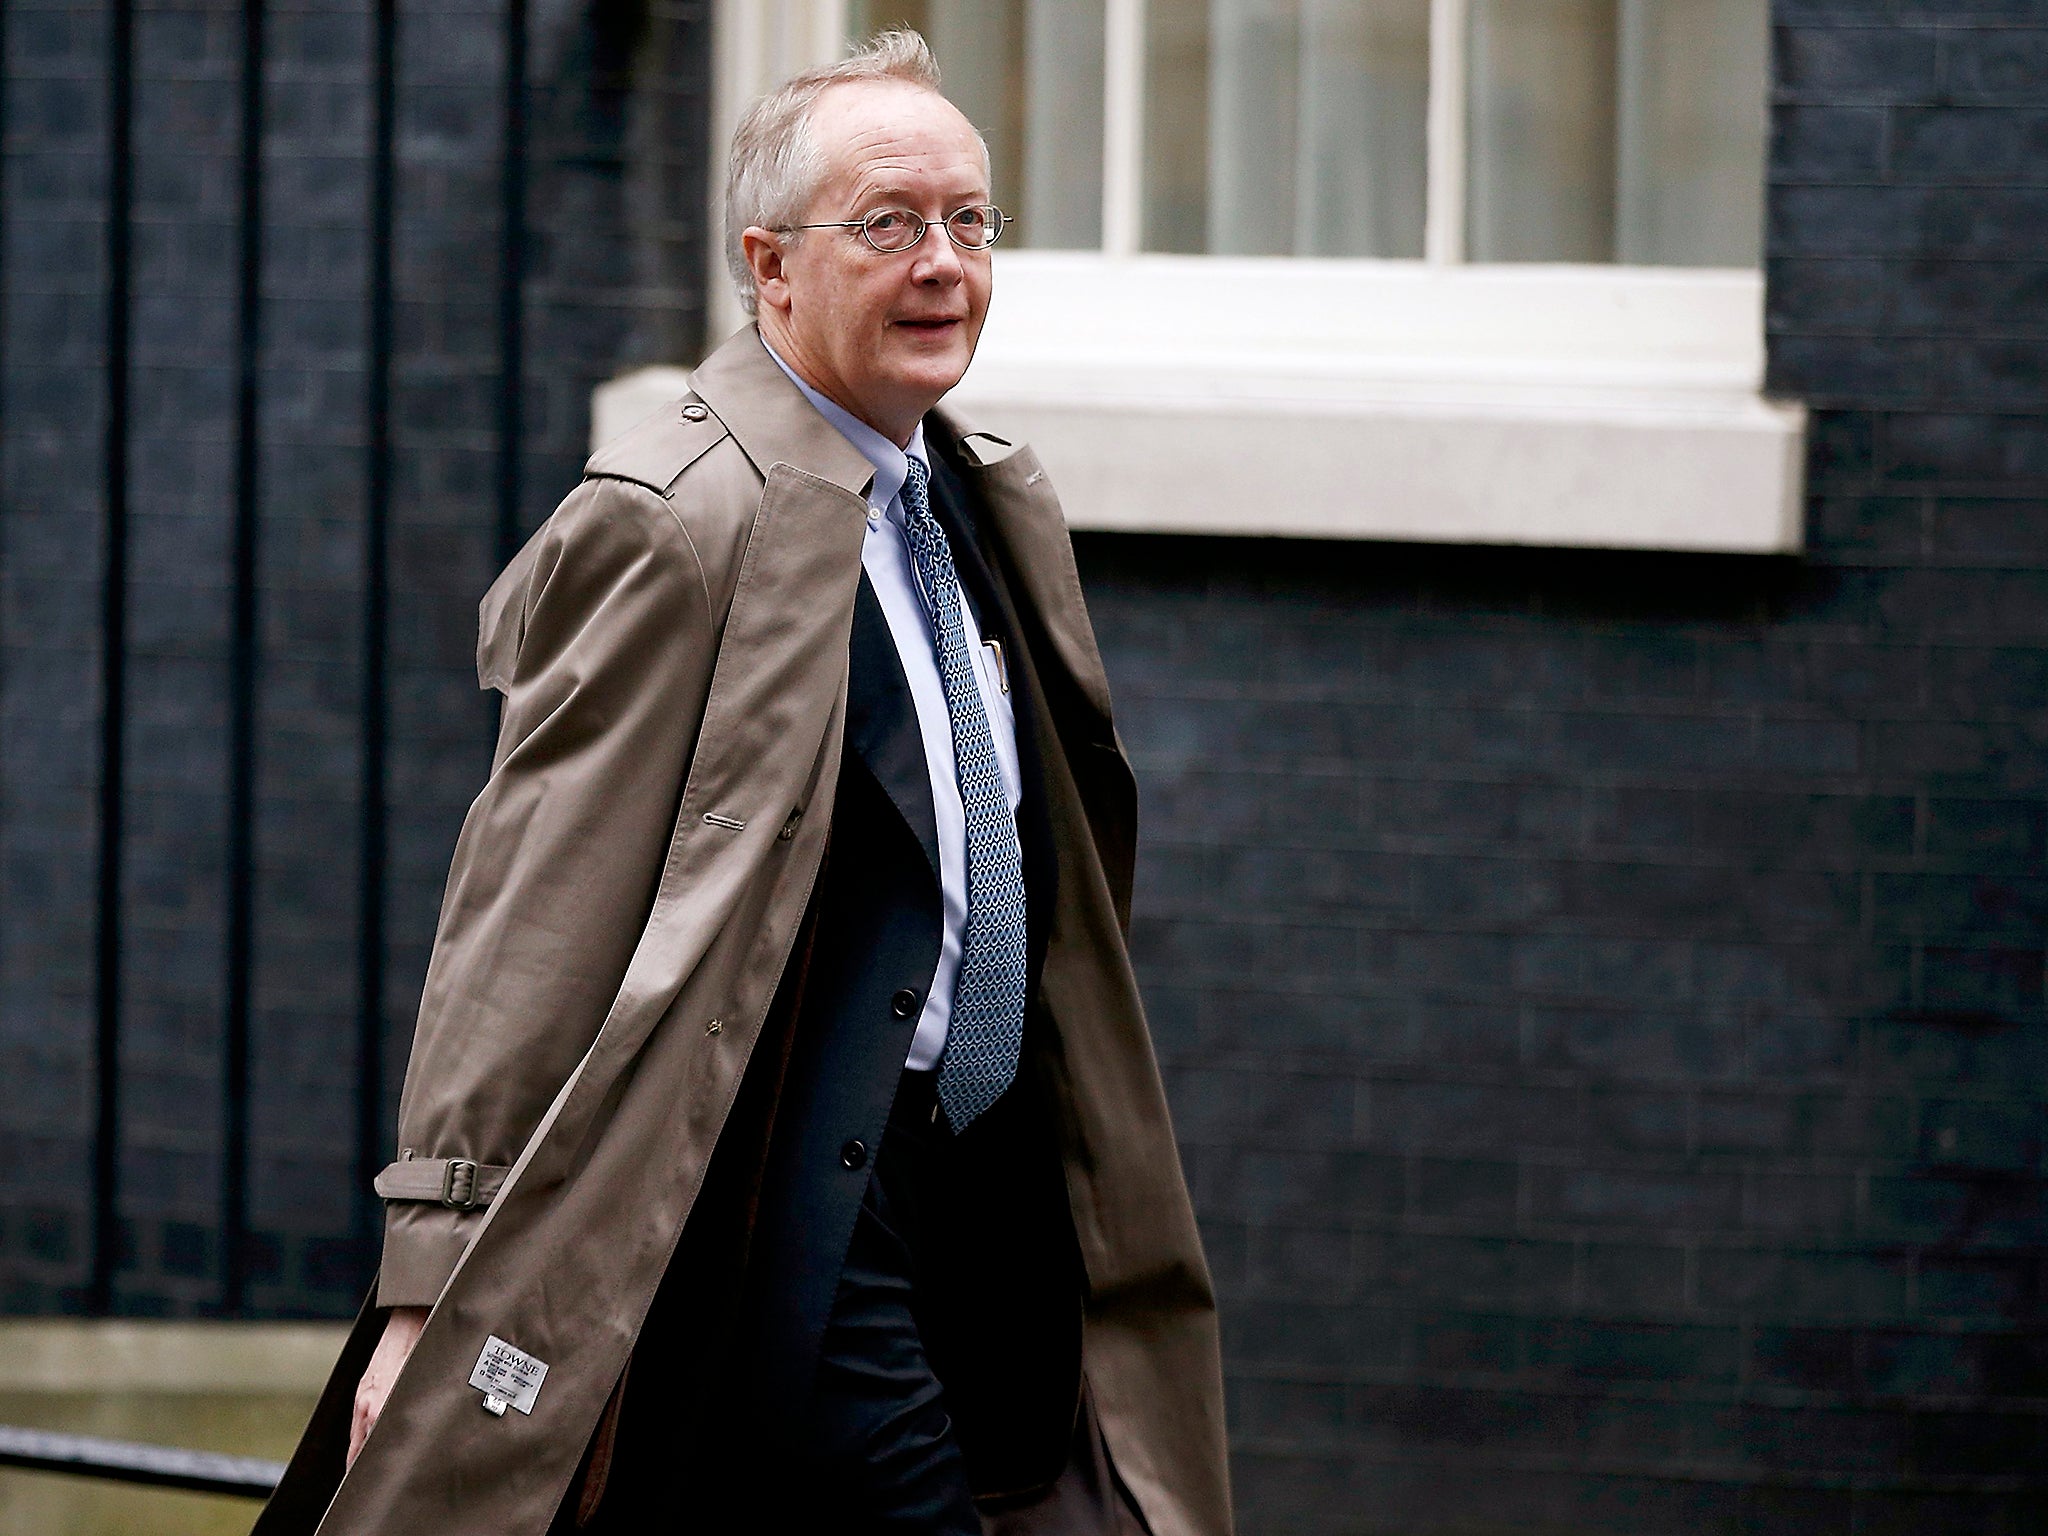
[868,211,910,233]
[952,208,987,229]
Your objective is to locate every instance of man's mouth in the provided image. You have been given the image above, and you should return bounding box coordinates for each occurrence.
[895,317,963,332]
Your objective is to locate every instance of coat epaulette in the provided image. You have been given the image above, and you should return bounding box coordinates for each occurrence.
[583,392,732,498]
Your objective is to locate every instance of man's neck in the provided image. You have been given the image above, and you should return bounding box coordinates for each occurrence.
[756,321,921,448]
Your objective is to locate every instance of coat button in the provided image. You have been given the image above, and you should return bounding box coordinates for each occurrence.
[890,988,920,1019]
[840,1139,868,1170]
[681,402,709,421]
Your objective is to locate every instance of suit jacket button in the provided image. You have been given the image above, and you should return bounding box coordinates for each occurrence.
[840,1140,868,1170]
[681,402,709,421]
[891,989,920,1019]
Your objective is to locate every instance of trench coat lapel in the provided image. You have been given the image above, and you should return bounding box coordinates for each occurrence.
[928,408,1137,926]
[699,331,943,876]
[554,333,879,1092]
[930,408,1117,747]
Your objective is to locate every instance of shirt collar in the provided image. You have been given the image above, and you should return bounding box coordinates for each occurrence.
[762,340,927,520]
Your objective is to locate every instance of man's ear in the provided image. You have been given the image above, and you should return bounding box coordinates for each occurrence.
[742,226,792,313]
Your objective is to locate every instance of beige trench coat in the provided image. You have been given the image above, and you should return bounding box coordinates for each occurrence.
[257,330,1231,1536]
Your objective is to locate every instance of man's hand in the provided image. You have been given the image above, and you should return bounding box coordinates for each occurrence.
[349,1306,430,1469]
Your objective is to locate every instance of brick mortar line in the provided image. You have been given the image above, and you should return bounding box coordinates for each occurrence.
[1165,1064,2034,1100]
[1119,687,2048,716]
[1218,1296,2048,1334]
[1191,1204,2048,1246]
[1185,1152,2046,1186]
[1226,1437,2047,1493]
[1224,1364,2048,1405]
[1141,844,2027,874]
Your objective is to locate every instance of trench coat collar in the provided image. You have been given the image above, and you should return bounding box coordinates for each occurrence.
[689,326,877,501]
[929,403,1118,739]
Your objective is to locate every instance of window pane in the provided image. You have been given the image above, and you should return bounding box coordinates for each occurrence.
[1468,0,1767,266]
[1467,0,1618,263]
[1142,0,1429,258]
[1023,0,1108,248]
[1616,0,1768,266]
[849,3,1105,249]
[1142,0,1212,251]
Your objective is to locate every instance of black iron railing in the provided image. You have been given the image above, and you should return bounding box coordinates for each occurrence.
[0,1425,281,1499]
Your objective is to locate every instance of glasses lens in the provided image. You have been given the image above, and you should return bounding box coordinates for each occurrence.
[947,206,1003,249]
[862,209,923,252]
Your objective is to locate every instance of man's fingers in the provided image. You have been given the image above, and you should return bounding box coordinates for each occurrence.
[346,1306,425,1474]
[349,1374,387,1470]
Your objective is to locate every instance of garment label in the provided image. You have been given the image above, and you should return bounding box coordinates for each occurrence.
[469,1335,548,1416]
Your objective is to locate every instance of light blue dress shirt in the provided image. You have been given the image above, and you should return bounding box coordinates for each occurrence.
[764,341,1024,1071]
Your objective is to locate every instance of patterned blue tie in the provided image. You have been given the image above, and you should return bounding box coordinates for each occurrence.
[900,455,1028,1131]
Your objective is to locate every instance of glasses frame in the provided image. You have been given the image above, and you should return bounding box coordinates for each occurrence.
[776,204,1009,255]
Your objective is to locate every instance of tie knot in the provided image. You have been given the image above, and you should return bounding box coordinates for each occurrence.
[902,454,931,519]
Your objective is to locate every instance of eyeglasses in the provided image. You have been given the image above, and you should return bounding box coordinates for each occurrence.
[777,204,1008,254]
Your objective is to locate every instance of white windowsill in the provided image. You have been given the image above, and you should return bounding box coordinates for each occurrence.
[594,252,1806,553]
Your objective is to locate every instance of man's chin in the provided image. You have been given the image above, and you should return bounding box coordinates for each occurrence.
[886,351,973,402]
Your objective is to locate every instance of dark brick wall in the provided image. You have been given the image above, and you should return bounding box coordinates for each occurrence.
[1074,5,2048,1531]
[0,0,711,1315]
[1,0,109,1308]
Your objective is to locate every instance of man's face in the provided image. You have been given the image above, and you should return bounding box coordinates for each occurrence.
[748,80,994,446]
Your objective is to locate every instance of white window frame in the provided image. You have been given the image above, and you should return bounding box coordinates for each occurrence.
[598,0,1806,553]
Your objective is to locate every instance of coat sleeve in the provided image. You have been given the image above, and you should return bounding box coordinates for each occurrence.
[377,475,719,1307]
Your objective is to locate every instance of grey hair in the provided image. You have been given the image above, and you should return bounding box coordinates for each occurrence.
[724,30,976,315]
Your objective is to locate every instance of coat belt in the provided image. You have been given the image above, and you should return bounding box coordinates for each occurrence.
[372,1157,510,1211]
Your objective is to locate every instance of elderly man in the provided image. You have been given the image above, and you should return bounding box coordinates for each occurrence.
[258,31,1228,1536]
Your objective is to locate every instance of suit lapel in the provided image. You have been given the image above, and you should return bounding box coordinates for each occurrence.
[846,573,941,879]
[925,447,1006,643]
[928,410,1116,749]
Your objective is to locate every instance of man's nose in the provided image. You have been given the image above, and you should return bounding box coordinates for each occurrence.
[910,228,965,284]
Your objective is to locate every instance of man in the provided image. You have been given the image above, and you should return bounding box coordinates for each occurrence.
[259,31,1229,1536]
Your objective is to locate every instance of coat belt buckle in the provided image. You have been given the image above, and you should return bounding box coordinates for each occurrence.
[441,1159,481,1210]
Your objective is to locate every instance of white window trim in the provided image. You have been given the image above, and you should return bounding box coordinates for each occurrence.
[635,0,1805,554]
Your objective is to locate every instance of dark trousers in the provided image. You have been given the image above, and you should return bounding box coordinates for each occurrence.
[801,1067,981,1535]
[562,1057,1096,1536]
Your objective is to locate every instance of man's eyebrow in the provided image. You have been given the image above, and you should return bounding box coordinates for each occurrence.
[848,182,990,210]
